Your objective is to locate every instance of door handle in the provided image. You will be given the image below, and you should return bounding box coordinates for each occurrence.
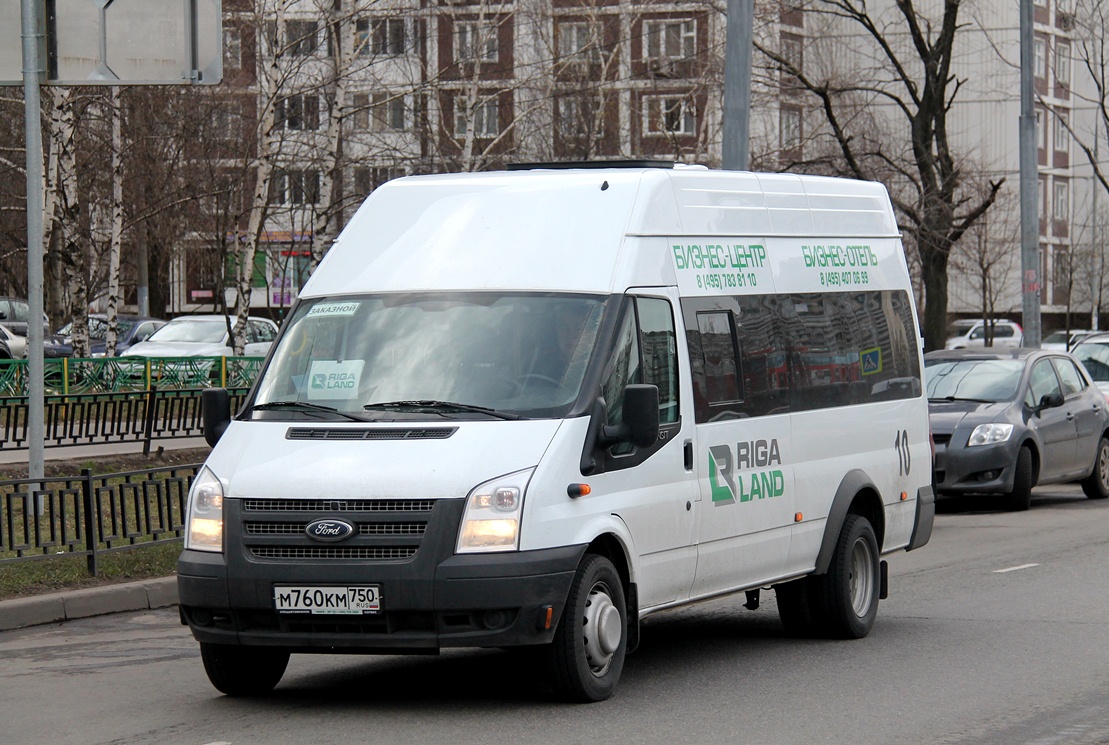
[684,440,694,471]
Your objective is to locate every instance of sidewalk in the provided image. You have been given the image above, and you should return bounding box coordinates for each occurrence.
[0,438,203,632]
[0,577,179,632]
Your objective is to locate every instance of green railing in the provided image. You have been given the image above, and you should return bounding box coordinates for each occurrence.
[0,356,264,397]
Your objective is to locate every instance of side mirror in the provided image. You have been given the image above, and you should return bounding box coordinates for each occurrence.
[601,384,660,448]
[202,388,232,446]
[1035,392,1065,414]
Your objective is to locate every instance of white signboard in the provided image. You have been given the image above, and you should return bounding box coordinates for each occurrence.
[1,0,222,86]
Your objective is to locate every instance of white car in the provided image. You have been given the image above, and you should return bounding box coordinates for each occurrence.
[121,315,278,358]
[944,319,1024,349]
[0,324,27,359]
[1041,329,1095,351]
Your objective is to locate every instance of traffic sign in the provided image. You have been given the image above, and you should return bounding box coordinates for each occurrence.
[1,0,222,86]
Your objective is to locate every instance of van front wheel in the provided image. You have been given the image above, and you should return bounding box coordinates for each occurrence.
[547,554,627,702]
[810,514,880,639]
[200,642,289,696]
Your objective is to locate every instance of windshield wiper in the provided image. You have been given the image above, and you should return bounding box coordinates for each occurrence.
[363,400,521,420]
[928,396,996,404]
[251,401,371,422]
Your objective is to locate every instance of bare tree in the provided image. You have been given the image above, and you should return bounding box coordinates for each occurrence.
[756,0,1003,351]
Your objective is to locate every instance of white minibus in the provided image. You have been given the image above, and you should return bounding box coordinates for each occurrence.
[181,163,934,701]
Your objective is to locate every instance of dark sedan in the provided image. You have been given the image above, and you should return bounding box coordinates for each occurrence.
[925,348,1109,510]
[44,315,165,358]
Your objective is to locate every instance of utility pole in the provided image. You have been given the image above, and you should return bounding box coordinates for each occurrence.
[722,0,753,170]
[1019,0,1042,347]
[22,0,45,482]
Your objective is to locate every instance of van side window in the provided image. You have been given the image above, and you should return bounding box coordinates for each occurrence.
[695,310,741,407]
[601,306,640,438]
[601,297,680,450]
[684,289,921,423]
[637,297,679,425]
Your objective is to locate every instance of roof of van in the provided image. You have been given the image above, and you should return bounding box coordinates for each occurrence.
[301,166,900,297]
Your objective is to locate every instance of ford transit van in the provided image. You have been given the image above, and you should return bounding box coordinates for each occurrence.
[180,163,934,701]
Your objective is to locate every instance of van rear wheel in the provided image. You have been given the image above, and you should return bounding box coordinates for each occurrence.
[810,514,880,639]
[546,553,627,702]
[200,642,289,696]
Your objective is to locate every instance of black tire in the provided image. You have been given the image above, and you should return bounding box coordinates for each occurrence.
[809,514,880,639]
[199,642,289,697]
[1007,446,1034,511]
[1081,436,1109,499]
[774,578,816,636]
[546,553,627,702]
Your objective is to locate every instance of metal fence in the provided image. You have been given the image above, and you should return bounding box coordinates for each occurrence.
[0,464,201,576]
[0,355,264,396]
[0,355,259,451]
[0,387,250,451]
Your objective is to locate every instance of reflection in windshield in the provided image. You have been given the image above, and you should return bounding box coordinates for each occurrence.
[253,293,606,419]
[925,358,1023,402]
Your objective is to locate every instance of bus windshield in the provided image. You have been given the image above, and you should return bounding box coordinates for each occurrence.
[252,293,606,420]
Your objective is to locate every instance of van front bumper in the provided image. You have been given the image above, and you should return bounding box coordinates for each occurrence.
[177,544,586,653]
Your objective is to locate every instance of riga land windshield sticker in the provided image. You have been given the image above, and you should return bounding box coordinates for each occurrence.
[308,360,365,399]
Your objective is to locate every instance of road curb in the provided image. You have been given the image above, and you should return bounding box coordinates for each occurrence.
[0,576,179,632]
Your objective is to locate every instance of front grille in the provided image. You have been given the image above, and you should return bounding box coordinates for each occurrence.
[251,546,418,560]
[243,499,435,513]
[235,497,441,564]
[244,522,427,536]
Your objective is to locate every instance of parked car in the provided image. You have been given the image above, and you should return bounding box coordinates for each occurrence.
[0,296,50,337]
[1071,333,1109,400]
[944,319,1024,349]
[43,314,166,358]
[0,324,26,359]
[1041,328,1095,351]
[925,348,1109,510]
[121,315,278,358]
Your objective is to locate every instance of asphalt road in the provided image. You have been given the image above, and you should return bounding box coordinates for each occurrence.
[2,485,1108,745]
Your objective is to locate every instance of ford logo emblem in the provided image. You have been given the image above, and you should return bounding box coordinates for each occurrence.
[305,519,355,542]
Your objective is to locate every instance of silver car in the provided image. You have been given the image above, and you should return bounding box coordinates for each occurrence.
[926,348,1109,510]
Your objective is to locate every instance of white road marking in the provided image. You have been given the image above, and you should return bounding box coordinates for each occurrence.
[993,563,1040,573]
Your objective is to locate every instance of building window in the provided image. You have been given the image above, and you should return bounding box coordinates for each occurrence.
[374,19,406,55]
[780,33,802,76]
[211,103,241,141]
[287,20,319,57]
[557,94,604,139]
[1056,41,1071,85]
[456,21,498,63]
[1036,108,1045,151]
[352,93,370,129]
[1054,111,1070,153]
[644,95,695,135]
[644,19,696,61]
[455,96,498,137]
[271,169,320,205]
[276,94,319,131]
[1038,177,1046,219]
[558,22,602,64]
[1034,37,1046,79]
[224,28,241,70]
[780,107,802,151]
[354,166,405,195]
[1054,180,1069,221]
[372,93,405,131]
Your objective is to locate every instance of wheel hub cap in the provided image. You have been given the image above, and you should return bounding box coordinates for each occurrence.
[583,583,622,675]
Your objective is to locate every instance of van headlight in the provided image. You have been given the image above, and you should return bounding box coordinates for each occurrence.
[185,466,225,552]
[456,468,533,553]
[967,423,1014,447]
